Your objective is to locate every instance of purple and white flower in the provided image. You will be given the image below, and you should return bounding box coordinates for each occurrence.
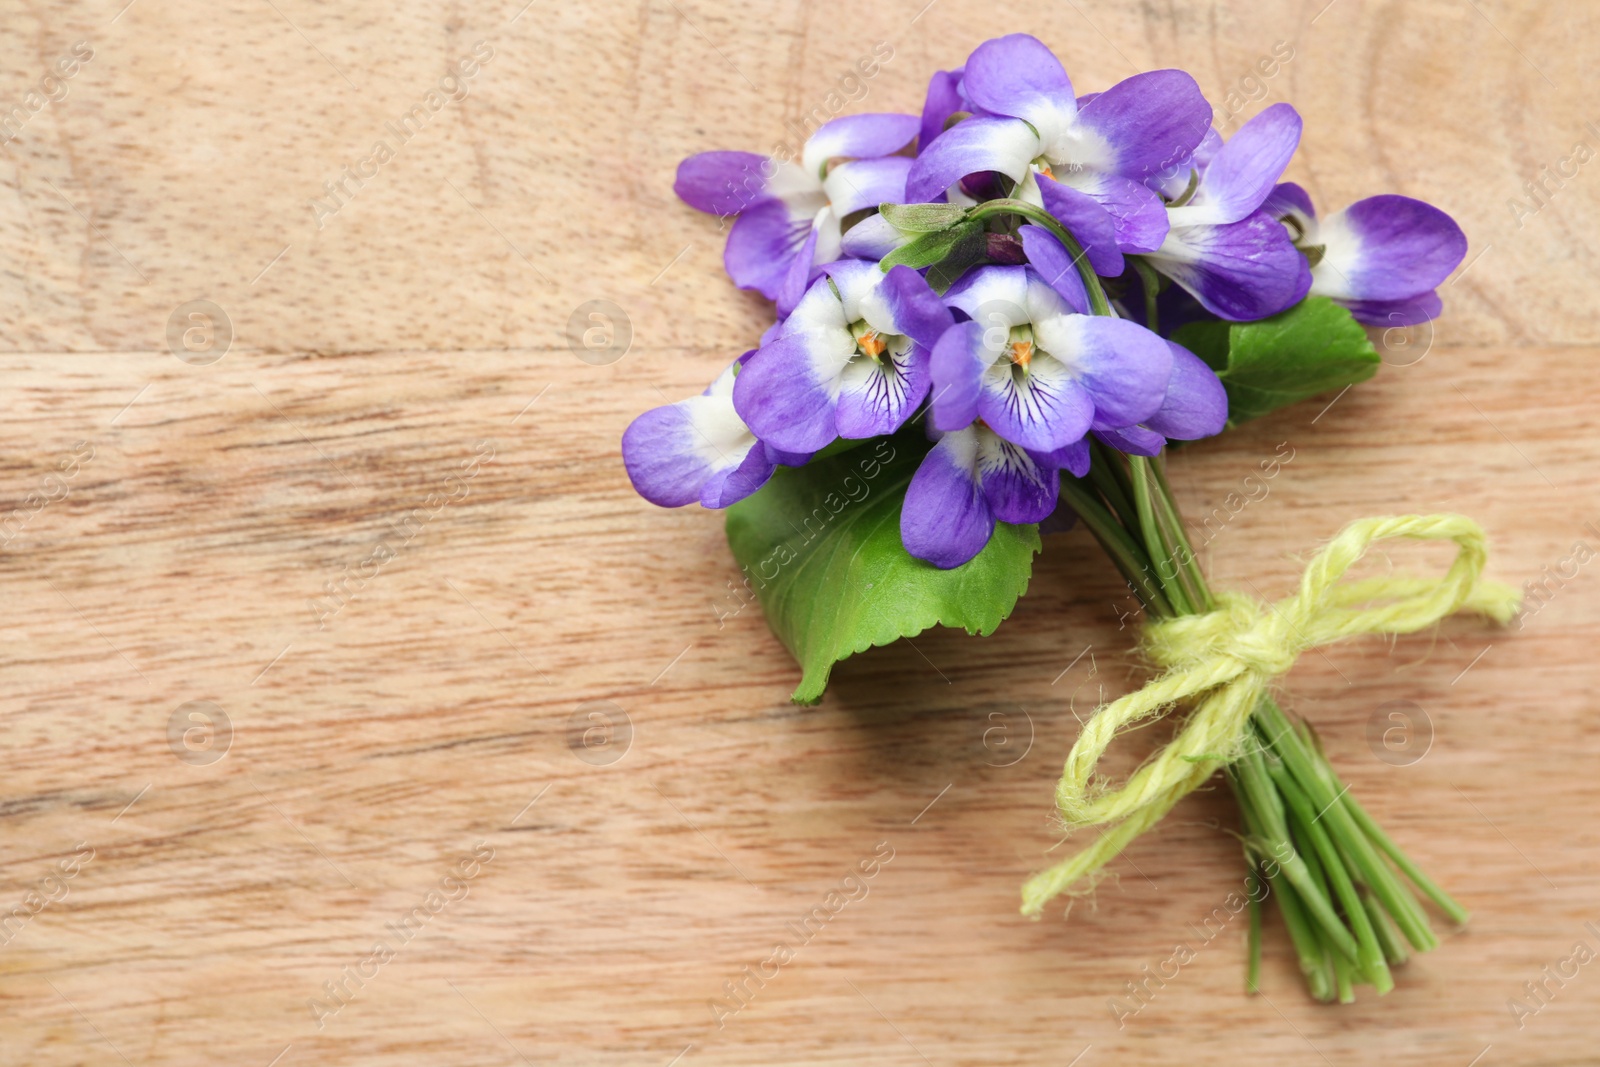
[929,265,1173,450]
[623,357,794,509]
[1267,184,1467,326]
[674,113,919,313]
[1141,103,1311,321]
[900,265,1174,568]
[732,261,952,454]
[906,34,1213,255]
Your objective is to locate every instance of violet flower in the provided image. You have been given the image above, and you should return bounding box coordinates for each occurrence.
[905,34,1213,255]
[674,113,919,314]
[1141,103,1311,321]
[732,261,953,454]
[622,357,794,509]
[1266,183,1467,326]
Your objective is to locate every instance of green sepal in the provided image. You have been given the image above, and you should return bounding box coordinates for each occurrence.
[880,219,985,272]
[877,202,970,233]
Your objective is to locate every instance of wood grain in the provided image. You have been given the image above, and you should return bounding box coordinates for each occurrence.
[1,1,1597,1065]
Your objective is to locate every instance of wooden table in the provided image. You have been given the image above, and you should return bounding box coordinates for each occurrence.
[1,1,1595,1063]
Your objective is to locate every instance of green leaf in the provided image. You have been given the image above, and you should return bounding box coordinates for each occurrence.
[880,219,984,272]
[878,202,970,233]
[1172,297,1380,426]
[724,433,1041,704]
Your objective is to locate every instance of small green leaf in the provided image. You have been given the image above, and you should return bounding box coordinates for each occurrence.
[725,433,1041,704]
[880,219,984,272]
[878,202,970,233]
[1172,296,1380,426]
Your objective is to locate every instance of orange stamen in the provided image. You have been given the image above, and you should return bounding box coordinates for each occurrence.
[858,331,886,357]
[1010,340,1033,367]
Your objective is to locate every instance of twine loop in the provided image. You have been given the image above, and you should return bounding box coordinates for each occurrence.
[1022,514,1521,918]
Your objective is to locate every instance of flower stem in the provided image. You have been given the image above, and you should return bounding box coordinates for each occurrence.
[1131,257,1162,332]
[1065,442,1467,1000]
[1342,790,1469,925]
[1085,440,1140,531]
[1148,456,1212,612]
[987,197,1465,999]
[1058,477,1172,617]
[1129,456,1194,615]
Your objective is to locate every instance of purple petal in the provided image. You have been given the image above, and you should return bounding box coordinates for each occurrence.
[824,157,913,216]
[919,67,967,153]
[871,265,954,348]
[962,34,1076,136]
[905,116,1040,203]
[976,351,1095,452]
[764,443,815,467]
[928,320,987,432]
[1192,126,1224,171]
[725,200,811,300]
[623,393,768,508]
[1175,103,1302,226]
[1049,168,1169,253]
[703,444,778,508]
[942,265,1075,331]
[713,350,757,391]
[1149,211,1312,321]
[836,341,929,439]
[1145,341,1228,440]
[775,223,824,316]
[1148,126,1224,200]
[1029,437,1091,478]
[1092,424,1165,457]
[901,428,994,569]
[1018,224,1090,314]
[1341,290,1444,327]
[1264,180,1316,222]
[802,113,919,176]
[1075,69,1212,181]
[732,331,850,453]
[674,151,773,216]
[1038,495,1079,534]
[1312,195,1467,302]
[979,431,1059,523]
[943,264,1034,322]
[1032,314,1172,427]
[1035,174,1124,275]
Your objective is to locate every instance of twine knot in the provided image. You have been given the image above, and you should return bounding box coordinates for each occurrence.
[1021,514,1521,918]
[1147,593,1298,677]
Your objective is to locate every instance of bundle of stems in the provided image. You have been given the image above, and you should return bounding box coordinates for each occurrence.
[1059,443,1469,1001]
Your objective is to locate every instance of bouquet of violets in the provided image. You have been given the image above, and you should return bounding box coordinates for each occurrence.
[624,33,1521,1002]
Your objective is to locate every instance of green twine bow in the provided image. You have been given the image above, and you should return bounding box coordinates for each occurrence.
[1021,514,1521,917]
